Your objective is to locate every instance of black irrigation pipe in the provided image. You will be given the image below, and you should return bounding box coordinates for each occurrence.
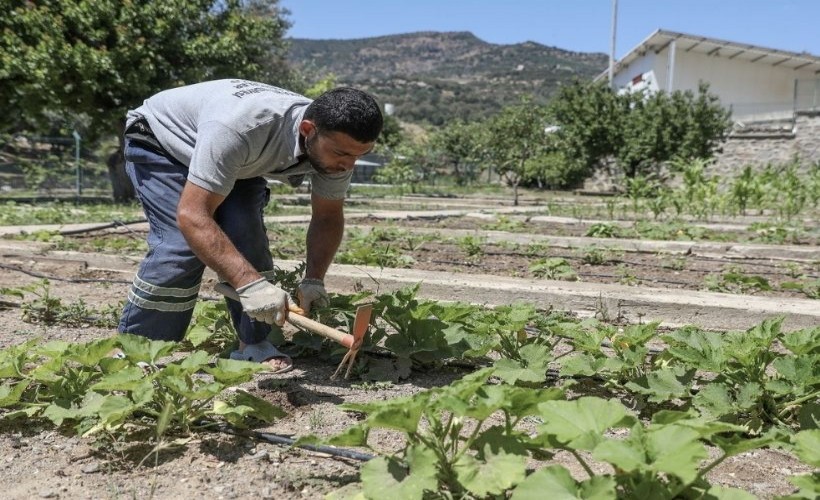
[0,262,132,285]
[56,218,147,236]
[208,422,375,462]
[424,260,696,287]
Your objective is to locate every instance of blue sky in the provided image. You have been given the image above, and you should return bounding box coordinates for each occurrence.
[280,0,819,58]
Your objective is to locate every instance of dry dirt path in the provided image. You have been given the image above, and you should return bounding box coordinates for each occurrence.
[1,240,816,331]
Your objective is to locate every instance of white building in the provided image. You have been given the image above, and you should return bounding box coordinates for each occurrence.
[597,29,820,123]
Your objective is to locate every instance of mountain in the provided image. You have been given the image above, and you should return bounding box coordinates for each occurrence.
[287,31,608,125]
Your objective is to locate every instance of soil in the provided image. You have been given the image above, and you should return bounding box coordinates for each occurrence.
[0,214,816,498]
[333,216,819,300]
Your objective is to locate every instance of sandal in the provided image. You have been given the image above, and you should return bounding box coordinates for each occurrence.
[230,340,293,374]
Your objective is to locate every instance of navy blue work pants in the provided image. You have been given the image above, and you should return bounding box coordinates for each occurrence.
[118,140,274,344]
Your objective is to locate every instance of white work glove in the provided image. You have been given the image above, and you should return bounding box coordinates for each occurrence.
[237,278,294,326]
[297,278,329,314]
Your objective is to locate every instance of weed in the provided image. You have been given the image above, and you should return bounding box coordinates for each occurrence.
[748,222,804,245]
[704,266,772,294]
[616,264,640,286]
[529,257,577,281]
[780,279,820,299]
[350,381,394,391]
[308,410,324,431]
[456,235,485,259]
[660,254,688,271]
[482,215,525,232]
[337,229,416,268]
[1,280,120,328]
[585,222,619,238]
[580,245,618,265]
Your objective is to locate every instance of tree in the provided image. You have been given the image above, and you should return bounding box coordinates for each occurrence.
[547,80,626,178]
[0,0,293,201]
[428,119,485,185]
[483,98,550,205]
[377,113,405,152]
[617,83,731,177]
[547,80,731,183]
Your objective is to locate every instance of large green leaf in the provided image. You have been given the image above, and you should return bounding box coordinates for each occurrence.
[0,380,29,408]
[453,444,527,497]
[205,358,268,385]
[0,340,36,378]
[537,397,635,450]
[93,394,137,430]
[650,410,746,439]
[220,389,285,424]
[117,334,176,364]
[781,327,820,356]
[662,328,727,373]
[511,465,616,500]
[558,353,609,377]
[90,366,148,391]
[159,371,223,400]
[428,368,496,418]
[493,343,552,385]
[361,446,438,500]
[692,383,735,419]
[185,324,213,348]
[486,385,565,418]
[343,393,432,434]
[593,423,707,484]
[792,430,820,467]
[558,320,609,353]
[771,356,818,391]
[624,366,695,403]
[62,338,118,367]
[471,426,528,457]
[710,428,785,457]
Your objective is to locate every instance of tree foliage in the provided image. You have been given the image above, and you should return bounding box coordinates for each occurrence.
[1,0,293,199]
[549,80,731,179]
[548,81,627,178]
[428,119,486,185]
[1,0,292,138]
[481,98,551,204]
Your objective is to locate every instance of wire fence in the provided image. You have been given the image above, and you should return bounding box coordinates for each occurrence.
[0,134,112,198]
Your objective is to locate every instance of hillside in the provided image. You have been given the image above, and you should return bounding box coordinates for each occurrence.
[288,31,608,125]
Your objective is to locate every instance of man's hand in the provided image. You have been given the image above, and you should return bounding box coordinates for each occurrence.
[297,278,329,314]
[237,278,294,326]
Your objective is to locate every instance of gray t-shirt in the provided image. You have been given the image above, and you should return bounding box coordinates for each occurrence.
[126,79,351,199]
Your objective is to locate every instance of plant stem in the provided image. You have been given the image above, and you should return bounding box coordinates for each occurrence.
[569,449,596,478]
[778,390,820,418]
[672,453,728,498]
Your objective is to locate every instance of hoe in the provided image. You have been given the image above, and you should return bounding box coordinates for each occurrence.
[214,282,372,380]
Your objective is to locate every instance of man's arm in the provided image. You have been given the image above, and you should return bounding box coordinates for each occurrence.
[305,192,345,280]
[177,181,261,288]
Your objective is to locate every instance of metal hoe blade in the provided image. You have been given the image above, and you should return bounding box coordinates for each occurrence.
[331,304,373,380]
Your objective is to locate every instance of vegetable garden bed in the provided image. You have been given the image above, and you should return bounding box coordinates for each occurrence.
[0,194,817,499]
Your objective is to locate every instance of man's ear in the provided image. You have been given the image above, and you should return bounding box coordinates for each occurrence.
[299,120,316,137]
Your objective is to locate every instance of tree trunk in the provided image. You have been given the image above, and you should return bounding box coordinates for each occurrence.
[107,121,135,202]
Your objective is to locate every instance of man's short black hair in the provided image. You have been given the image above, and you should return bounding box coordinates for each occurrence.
[304,87,383,143]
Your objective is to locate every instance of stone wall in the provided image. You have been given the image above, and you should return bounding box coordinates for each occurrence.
[712,111,820,178]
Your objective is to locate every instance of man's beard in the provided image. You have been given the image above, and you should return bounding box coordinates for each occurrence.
[304,132,337,174]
